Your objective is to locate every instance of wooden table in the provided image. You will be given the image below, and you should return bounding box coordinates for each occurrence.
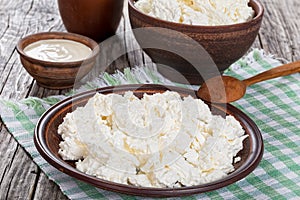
[0,0,299,199]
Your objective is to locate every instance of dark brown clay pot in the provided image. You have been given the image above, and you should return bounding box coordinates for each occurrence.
[58,0,124,42]
[128,0,264,85]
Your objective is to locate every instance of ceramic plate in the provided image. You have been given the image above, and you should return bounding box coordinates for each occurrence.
[34,84,263,197]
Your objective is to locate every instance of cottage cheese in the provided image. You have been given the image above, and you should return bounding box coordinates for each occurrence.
[58,91,247,187]
[135,0,255,26]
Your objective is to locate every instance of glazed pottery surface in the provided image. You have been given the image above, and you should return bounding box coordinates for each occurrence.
[58,0,124,42]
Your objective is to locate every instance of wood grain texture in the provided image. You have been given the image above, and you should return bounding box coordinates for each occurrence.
[0,0,300,199]
[258,0,300,61]
[0,0,67,199]
[0,124,36,199]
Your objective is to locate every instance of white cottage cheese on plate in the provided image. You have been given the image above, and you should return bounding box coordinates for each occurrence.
[134,0,255,26]
[58,91,247,187]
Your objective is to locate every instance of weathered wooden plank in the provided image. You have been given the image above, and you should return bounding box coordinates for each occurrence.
[0,124,19,192]
[32,172,68,200]
[105,13,132,74]
[29,84,61,98]
[0,123,36,199]
[0,0,68,199]
[0,0,40,197]
[123,0,148,69]
[0,0,64,100]
[0,125,67,200]
[259,0,300,61]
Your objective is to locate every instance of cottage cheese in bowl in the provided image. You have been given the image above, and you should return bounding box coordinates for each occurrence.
[57,91,247,188]
[134,0,255,25]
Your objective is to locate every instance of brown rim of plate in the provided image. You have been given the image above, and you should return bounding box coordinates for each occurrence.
[34,84,264,197]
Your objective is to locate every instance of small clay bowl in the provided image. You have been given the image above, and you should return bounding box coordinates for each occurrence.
[128,0,264,85]
[16,32,99,89]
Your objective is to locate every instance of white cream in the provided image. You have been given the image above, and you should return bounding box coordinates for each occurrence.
[135,0,255,26]
[24,39,92,62]
[58,91,247,187]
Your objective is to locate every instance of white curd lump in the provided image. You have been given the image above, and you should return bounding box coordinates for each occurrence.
[24,39,92,62]
[135,0,255,26]
[58,91,247,187]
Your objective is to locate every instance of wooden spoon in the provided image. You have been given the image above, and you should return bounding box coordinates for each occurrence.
[197,61,300,103]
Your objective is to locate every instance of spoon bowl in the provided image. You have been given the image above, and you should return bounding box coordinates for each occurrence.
[197,60,300,103]
[198,76,247,103]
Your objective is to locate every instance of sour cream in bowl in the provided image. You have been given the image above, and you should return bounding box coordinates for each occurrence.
[16,32,99,89]
[23,39,93,63]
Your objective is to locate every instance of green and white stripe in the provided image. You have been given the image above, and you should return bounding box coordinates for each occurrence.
[1,49,300,199]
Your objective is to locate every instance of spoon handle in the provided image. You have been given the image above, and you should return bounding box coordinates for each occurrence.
[243,60,300,86]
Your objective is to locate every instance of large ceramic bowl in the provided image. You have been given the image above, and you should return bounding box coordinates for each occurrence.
[34,84,263,197]
[128,0,264,84]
